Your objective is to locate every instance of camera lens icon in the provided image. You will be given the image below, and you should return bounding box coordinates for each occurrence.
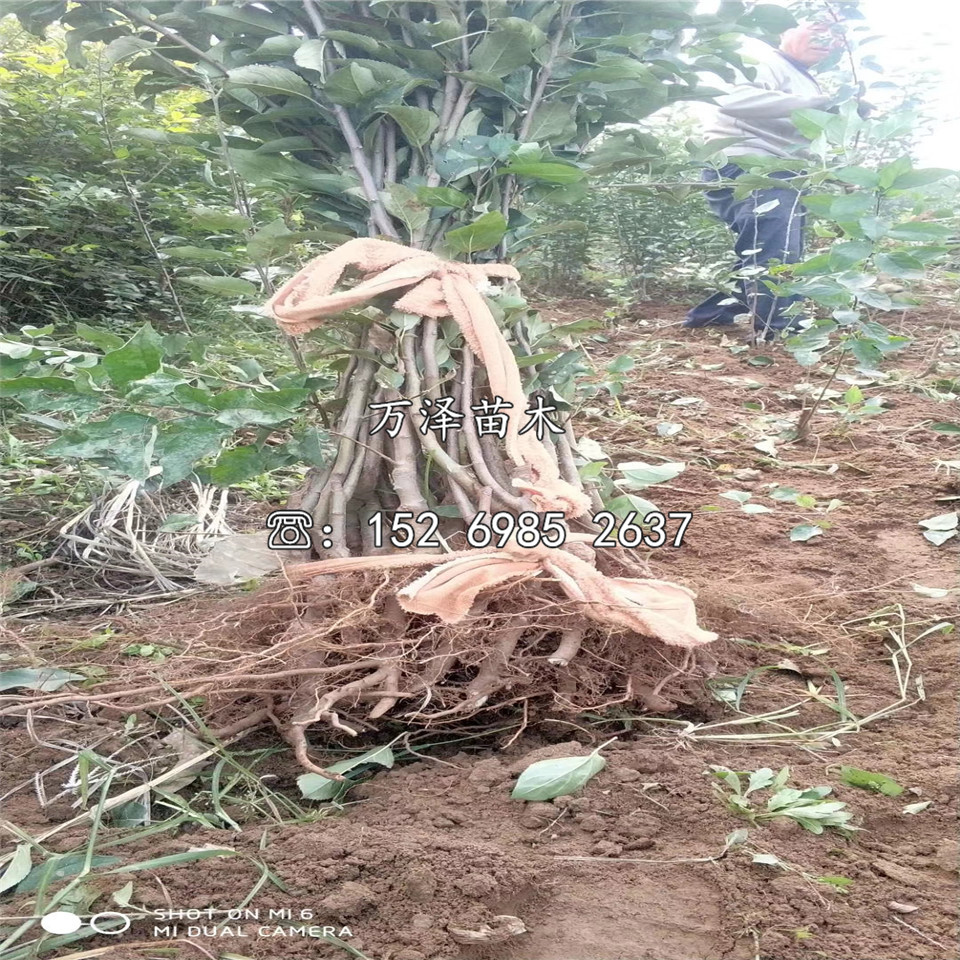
[41,911,131,936]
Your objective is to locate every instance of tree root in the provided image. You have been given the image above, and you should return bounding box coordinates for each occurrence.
[0,572,711,779]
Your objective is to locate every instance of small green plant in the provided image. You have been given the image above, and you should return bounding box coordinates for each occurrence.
[708,765,857,835]
[829,384,887,424]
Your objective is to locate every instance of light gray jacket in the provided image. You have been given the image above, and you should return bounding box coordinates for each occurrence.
[704,41,831,160]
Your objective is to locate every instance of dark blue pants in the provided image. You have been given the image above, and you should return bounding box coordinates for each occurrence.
[685,163,806,336]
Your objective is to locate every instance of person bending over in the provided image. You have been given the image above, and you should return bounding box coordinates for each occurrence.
[685,22,842,340]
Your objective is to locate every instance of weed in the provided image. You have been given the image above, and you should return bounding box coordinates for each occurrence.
[708,766,857,835]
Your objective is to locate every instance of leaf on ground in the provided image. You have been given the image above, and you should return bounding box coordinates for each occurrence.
[0,844,31,894]
[0,667,85,692]
[576,437,608,461]
[911,584,950,599]
[512,750,606,802]
[923,530,957,546]
[769,487,801,502]
[754,438,779,456]
[193,533,281,586]
[919,512,958,531]
[298,745,396,801]
[929,423,960,434]
[161,728,214,792]
[112,880,135,907]
[902,801,932,815]
[840,765,904,797]
[617,460,685,489]
[17,854,122,893]
[789,524,823,542]
[819,875,854,892]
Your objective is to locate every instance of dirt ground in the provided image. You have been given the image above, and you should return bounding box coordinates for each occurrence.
[2,299,958,960]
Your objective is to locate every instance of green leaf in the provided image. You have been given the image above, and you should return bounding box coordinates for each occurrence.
[321,60,417,106]
[746,3,797,33]
[17,854,122,894]
[208,446,269,486]
[791,107,833,140]
[499,162,586,184]
[843,385,863,406]
[185,208,250,236]
[818,875,854,891]
[605,494,660,521]
[155,419,231,487]
[181,275,258,297]
[887,221,953,241]
[109,849,236,874]
[256,35,304,58]
[47,413,158,480]
[198,4,290,35]
[746,768,776,795]
[523,101,578,143]
[1,376,77,398]
[858,217,890,241]
[377,105,438,148]
[828,241,872,271]
[789,524,823,543]
[890,168,955,190]
[75,322,124,352]
[0,844,31,895]
[298,745,396,801]
[444,211,508,254]
[102,324,163,387]
[416,186,470,209]
[451,70,505,93]
[511,750,607,802]
[617,460,685,489]
[382,183,429,234]
[839,766,904,797]
[875,251,925,280]
[319,29,384,55]
[829,193,873,221]
[103,35,155,67]
[470,21,536,76]
[163,245,237,263]
[225,65,314,101]
[834,166,880,189]
[246,218,297,265]
[929,423,960,435]
[0,668,85,692]
[158,514,199,533]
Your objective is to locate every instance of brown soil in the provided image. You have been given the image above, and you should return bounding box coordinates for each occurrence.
[2,300,958,960]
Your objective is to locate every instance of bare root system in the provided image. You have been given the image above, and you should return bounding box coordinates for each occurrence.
[0,571,710,777]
